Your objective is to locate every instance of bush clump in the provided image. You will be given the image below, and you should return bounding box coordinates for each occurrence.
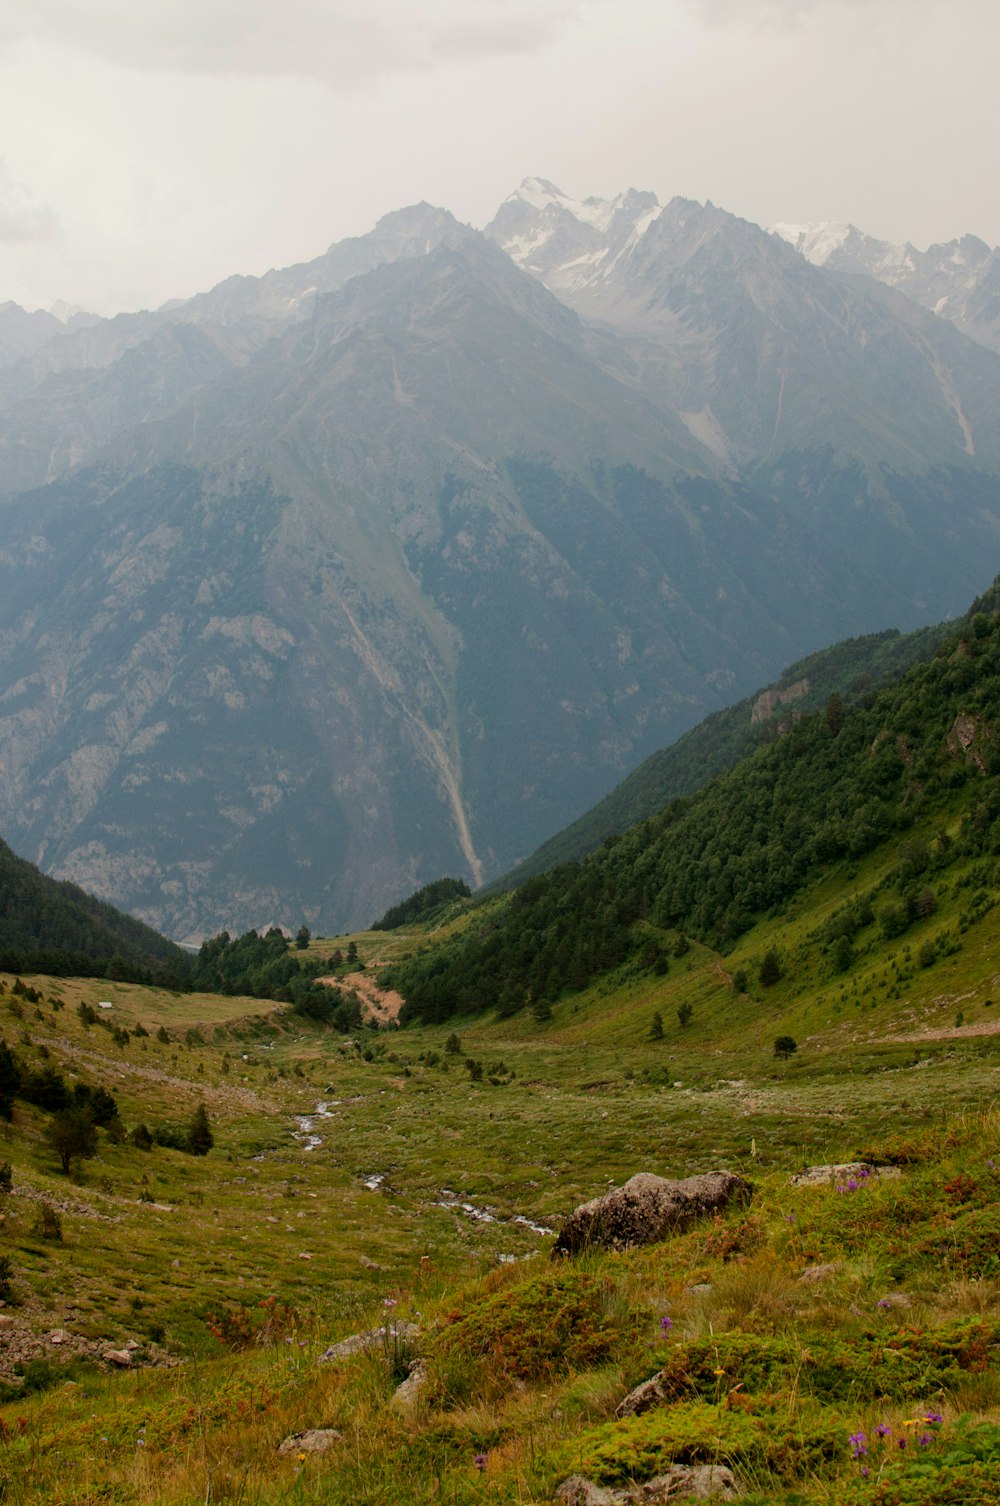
[432,1269,637,1389]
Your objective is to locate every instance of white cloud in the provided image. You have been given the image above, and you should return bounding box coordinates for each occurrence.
[0,157,57,242]
[0,0,582,86]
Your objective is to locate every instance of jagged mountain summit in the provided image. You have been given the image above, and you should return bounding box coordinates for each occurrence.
[489,178,1000,357]
[1,189,1000,940]
[769,219,1000,354]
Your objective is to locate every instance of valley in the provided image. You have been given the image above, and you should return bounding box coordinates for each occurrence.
[4,751,1000,1502]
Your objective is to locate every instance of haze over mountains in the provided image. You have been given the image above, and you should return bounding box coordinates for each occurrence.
[1,180,1000,942]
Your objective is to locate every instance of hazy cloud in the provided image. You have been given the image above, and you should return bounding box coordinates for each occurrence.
[0,0,581,85]
[0,158,57,242]
[691,0,988,27]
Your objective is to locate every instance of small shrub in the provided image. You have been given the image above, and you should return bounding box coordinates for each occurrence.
[0,1254,16,1304]
[205,1295,302,1349]
[432,1269,636,1395]
[759,949,783,986]
[32,1203,63,1241]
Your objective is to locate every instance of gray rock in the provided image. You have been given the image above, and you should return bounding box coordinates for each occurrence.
[797,1262,841,1284]
[789,1163,873,1186]
[104,1349,132,1367]
[555,1478,618,1506]
[277,1429,342,1455]
[390,1358,429,1410]
[553,1172,751,1256]
[319,1321,419,1362]
[615,1372,669,1418]
[556,1465,739,1503]
[632,1468,739,1500]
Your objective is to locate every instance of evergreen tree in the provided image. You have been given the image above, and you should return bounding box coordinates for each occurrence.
[187,1103,213,1156]
[47,1108,97,1174]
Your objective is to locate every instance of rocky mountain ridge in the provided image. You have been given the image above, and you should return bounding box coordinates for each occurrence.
[1,189,1000,939]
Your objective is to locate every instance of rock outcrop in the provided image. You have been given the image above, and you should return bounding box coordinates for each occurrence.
[555,1465,739,1502]
[553,1172,751,1257]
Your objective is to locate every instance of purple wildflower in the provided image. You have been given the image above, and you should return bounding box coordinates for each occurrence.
[849,1431,868,1459]
[876,1298,892,1312]
[875,1424,892,1438]
[660,1315,672,1333]
[918,1432,932,1447]
[924,1411,943,1424]
[898,1438,907,1450]
[861,1466,869,1479]
[474,1453,488,1473]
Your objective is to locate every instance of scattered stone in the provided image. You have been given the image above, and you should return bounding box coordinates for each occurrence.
[104,1349,132,1367]
[359,1256,382,1270]
[48,1329,68,1345]
[556,1465,738,1503]
[319,1321,419,1362]
[277,1429,342,1456]
[880,1292,913,1309]
[391,1358,429,1410]
[789,1163,872,1186]
[798,1262,842,1284]
[688,1283,713,1296]
[0,1315,15,1330]
[553,1172,752,1256]
[615,1373,670,1418]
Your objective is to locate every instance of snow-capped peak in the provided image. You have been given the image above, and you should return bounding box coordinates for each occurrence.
[506,177,571,213]
[769,221,853,265]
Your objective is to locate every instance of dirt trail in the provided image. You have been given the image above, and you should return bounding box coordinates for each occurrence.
[318,971,405,1025]
[882,1017,1000,1044]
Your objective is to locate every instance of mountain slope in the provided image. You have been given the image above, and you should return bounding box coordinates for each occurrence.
[490,617,955,888]
[3,234,897,940]
[389,577,1000,1022]
[771,218,1000,355]
[3,195,1000,938]
[0,832,189,977]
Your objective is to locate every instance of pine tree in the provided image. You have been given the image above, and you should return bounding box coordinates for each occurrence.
[187,1103,213,1156]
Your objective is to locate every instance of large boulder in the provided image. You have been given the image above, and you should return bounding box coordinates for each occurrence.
[552,1172,751,1257]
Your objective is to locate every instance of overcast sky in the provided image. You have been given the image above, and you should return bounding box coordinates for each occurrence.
[0,0,995,315]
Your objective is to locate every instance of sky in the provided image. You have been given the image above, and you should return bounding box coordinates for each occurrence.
[0,0,996,316]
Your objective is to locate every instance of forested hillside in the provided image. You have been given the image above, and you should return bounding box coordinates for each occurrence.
[390,580,1000,1022]
[0,835,190,981]
[494,618,955,886]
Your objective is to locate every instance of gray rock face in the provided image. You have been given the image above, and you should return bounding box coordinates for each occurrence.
[552,1172,751,1256]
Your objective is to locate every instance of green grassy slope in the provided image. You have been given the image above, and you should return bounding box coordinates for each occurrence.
[4,867,1000,1506]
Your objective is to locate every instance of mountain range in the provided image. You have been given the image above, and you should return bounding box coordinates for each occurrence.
[1,181,1000,941]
